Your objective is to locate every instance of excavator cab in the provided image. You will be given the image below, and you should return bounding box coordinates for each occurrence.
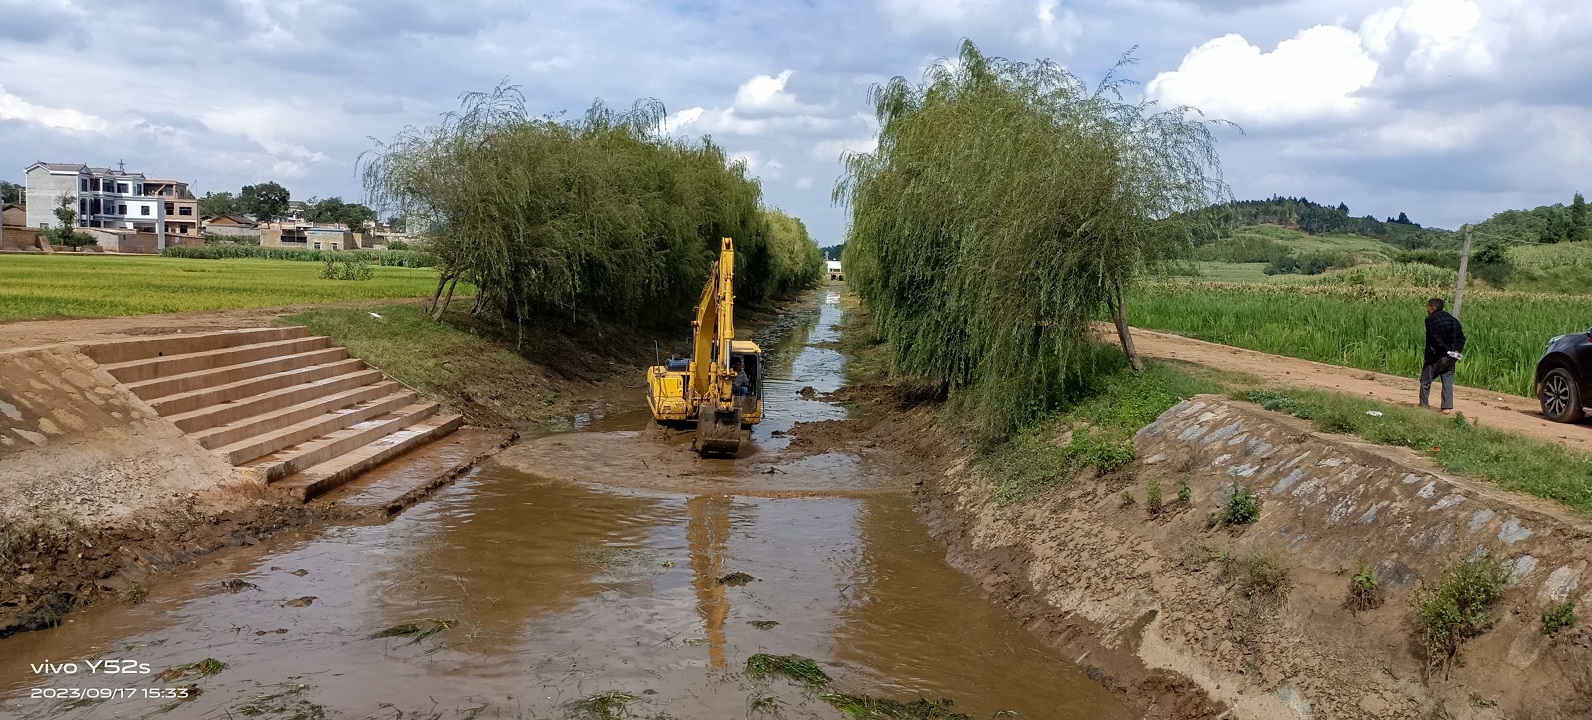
[728,343,763,429]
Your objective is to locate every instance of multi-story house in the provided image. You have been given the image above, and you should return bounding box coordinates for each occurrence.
[24,162,168,247]
[145,179,199,237]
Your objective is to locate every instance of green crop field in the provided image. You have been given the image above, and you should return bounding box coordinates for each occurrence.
[1129,282,1592,397]
[0,254,445,321]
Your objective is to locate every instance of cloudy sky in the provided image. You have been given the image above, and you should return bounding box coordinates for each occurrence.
[2,0,1589,243]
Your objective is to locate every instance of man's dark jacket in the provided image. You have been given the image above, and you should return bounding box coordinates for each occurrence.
[1424,309,1466,366]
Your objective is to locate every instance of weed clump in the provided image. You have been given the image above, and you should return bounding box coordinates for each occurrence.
[567,691,634,720]
[745,654,830,689]
[369,618,456,645]
[1146,479,1163,516]
[116,584,149,605]
[1347,560,1383,612]
[820,693,971,719]
[1177,476,1192,505]
[1227,553,1292,603]
[1414,551,1510,674]
[1543,598,1576,635]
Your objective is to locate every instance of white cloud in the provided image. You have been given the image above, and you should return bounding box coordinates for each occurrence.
[1146,26,1379,126]
[729,150,784,179]
[668,106,769,136]
[795,176,815,189]
[734,70,801,113]
[0,84,110,133]
[809,136,877,161]
[1360,0,1488,78]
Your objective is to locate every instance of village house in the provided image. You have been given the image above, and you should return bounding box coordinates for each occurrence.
[23,162,170,249]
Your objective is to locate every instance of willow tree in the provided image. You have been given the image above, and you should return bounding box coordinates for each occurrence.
[361,84,819,329]
[835,40,1228,439]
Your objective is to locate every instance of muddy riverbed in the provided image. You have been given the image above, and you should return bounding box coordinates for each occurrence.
[0,289,1130,719]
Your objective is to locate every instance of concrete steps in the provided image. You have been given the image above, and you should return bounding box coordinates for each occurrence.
[82,327,462,502]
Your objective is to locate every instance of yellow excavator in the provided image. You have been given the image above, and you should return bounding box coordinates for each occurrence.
[646,237,763,455]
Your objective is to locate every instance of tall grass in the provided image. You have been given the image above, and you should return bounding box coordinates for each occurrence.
[1131,282,1591,396]
[836,40,1227,440]
[363,85,821,327]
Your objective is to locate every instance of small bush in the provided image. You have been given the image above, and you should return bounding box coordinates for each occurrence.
[1348,560,1383,612]
[1221,483,1260,526]
[1120,490,1136,508]
[1414,551,1511,673]
[1263,252,1356,276]
[1177,476,1192,504]
[1543,599,1576,635]
[320,253,373,281]
[1233,553,1292,601]
[1146,478,1163,516]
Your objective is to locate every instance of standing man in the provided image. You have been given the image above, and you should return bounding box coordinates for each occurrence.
[1421,298,1466,414]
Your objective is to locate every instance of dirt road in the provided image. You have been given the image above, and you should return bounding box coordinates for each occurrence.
[1129,327,1592,454]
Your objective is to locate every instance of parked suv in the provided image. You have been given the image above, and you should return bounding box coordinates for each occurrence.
[1536,328,1592,422]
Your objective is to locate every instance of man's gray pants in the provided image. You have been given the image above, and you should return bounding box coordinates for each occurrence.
[1420,363,1454,410]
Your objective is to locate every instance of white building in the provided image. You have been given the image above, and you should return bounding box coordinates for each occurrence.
[24,162,168,248]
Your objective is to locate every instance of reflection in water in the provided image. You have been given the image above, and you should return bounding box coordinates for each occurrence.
[686,494,733,669]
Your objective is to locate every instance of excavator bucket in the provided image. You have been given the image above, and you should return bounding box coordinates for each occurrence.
[693,402,743,455]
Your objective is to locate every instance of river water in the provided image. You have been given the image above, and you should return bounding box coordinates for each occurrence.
[0,289,1129,720]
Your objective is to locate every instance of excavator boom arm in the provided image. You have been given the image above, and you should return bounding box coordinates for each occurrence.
[688,238,736,409]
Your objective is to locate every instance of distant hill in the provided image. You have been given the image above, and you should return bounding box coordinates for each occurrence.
[1472,193,1589,244]
[1207,196,1452,250]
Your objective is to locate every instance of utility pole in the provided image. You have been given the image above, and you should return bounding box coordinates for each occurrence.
[1453,224,1473,318]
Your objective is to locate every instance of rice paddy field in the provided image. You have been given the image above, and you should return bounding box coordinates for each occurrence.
[1129,281,1592,397]
[0,254,445,321]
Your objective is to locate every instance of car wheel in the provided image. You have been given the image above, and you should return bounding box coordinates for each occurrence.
[1540,367,1585,423]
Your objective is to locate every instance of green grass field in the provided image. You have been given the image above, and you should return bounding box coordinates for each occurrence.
[0,255,445,321]
[1234,225,1403,260]
[1130,282,1592,397]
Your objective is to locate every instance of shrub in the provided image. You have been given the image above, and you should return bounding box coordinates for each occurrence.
[1177,476,1192,504]
[1543,599,1576,635]
[1263,252,1355,276]
[1414,551,1510,673]
[1146,478,1163,516]
[1232,552,1292,601]
[1348,560,1383,612]
[320,253,373,281]
[1220,483,1260,526]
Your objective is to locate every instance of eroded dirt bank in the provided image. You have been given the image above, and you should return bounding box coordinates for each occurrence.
[883,392,1592,720]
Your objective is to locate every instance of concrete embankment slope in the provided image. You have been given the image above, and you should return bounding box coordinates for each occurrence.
[0,327,468,637]
[922,395,1591,720]
[0,343,239,523]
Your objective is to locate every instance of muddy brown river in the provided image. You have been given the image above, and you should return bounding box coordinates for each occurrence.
[0,290,1130,719]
